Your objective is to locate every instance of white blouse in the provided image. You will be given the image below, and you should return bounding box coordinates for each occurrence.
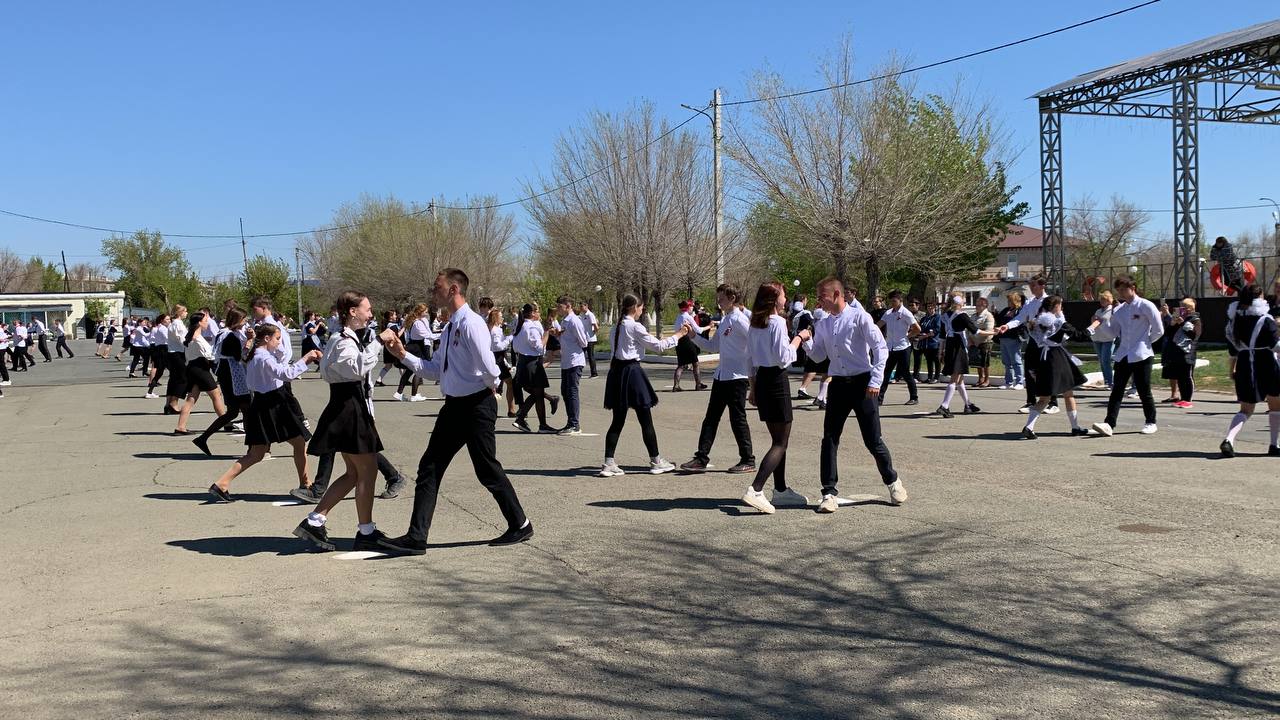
[184,333,215,363]
[319,327,382,384]
[611,316,679,360]
[748,314,796,371]
[513,321,546,357]
[490,325,512,352]
[245,347,309,393]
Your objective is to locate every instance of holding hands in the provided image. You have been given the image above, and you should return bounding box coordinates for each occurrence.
[302,349,323,364]
[379,329,406,357]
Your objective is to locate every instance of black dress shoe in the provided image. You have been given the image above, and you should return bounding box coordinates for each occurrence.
[192,436,212,456]
[1071,427,1090,436]
[1268,445,1280,457]
[353,529,388,552]
[208,484,234,503]
[163,405,179,415]
[905,398,919,405]
[935,406,954,419]
[549,395,560,415]
[1022,426,1037,440]
[490,522,533,546]
[377,533,427,555]
[293,520,336,551]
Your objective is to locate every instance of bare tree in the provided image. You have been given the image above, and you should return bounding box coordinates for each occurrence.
[1065,195,1151,278]
[0,250,27,292]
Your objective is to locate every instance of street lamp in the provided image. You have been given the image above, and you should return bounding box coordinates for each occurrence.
[680,90,724,285]
[1261,197,1280,256]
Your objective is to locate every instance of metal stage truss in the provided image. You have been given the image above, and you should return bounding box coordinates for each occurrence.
[1035,19,1280,296]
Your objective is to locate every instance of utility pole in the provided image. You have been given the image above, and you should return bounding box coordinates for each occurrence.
[713,88,724,285]
[295,246,303,326]
[239,217,249,277]
[428,201,437,221]
[60,250,70,292]
[1262,197,1280,257]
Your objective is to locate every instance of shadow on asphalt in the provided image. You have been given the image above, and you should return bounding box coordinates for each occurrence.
[165,537,311,557]
[506,467,598,478]
[144,492,289,504]
[1091,450,1228,460]
[134,452,232,461]
[588,497,755,515]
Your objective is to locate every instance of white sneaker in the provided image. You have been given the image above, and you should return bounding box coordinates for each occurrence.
[598,461,625,477]
[229,422,244,433]
[1125,390,1138,399]
[409,394,427,402]
[770,487,809,508]
[144,391,158,398]
[1044,405,1060,415]
[392,392,404,401]
[1018,404,1031,414]
[742,488,776,514]
[1091,421,1114,437]
[1141,423,1158,434]
[816,494,839,513]
[1012,383,1025,390]
[887,480,908,505]
[649,457,676,474]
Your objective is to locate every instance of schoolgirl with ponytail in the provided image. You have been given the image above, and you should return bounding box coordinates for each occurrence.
[173,311,226,435]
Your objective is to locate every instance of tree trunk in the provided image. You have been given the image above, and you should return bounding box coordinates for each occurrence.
[652,286,664,338]
[865,255,881,302]
[907,271,929,304]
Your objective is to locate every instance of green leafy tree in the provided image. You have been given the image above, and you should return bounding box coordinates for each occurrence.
[101,231,203,311]
[40,260,63,291]
[239,254,294,319]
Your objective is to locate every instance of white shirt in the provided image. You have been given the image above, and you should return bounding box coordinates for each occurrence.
[675,311,697,334]
[202,315,220,341]
[408,317,437,342]
[558,312,589,369]
[31,319,46,335]
[245,347,309,393]
[150,324,169,347]
[0,327,9,349]
[692,306,750,381]
[803,303,888,388]
[260,315,291,362]
[400,303,501,397]
[1104,295,1164,362]
[610,316,679,360]
[167,318,186,352]
[131,324,151,347]
[749,314,796,371]
[53,321,65,338]
[184,334,215,363]
[879,306,917,352]
[15,326,28,346]
[1002,293,1047,332]
[513,320,546,357]
[320,327,382,415]
[490,325,512,352]
[583,310,599,342]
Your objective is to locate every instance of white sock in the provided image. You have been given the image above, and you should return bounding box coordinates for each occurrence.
[941,384,955,409]
[1025,406,1042,430]
[378,366,390,380]
[1067,410,1079,430]
[307,512,326,527]
[817,379,830,402]
[520,519,530,529]
[1270,411,1280,446]
[604,457,615,466]
[357,522,376,535]
[957,382,970,406]
[1225,412,1249,443]
[651,455,662,463]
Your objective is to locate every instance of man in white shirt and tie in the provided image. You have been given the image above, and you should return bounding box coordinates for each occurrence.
[877,290,921,405]
[680,283,756,474]
[378,268,532,554]
[804,276,907,513]
[552,295,589,435]
[1090,275,1163,437]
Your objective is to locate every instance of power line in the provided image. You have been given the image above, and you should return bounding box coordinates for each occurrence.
[718,0,1164,107]
[0,1,1159,237]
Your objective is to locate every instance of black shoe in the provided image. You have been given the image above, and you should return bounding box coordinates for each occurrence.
[163,405,179,415]
[379,477,407,499]
[290,485,325,504]
[1022,426,1037,440]
[374,380,386,387]
[353,529,388,552]
[679,458,708,473]
[172,428,191,436]
[293,520,336,551]
[549,395,560,415]
[377,533,427,555]
[963,404,981,415]
[192,436,211,457]
[1269,445,1280,457]
[512,419,532,433]
[490,522,533,546]
[726,461,756,474]
[537,424,557,434]
[935,406,954,419]
[905,398,919,406]
[208,484,233,503]
[1071,427,1090,436]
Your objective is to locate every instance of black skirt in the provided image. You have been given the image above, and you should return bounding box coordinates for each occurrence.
[942,340,970,376]
[676,336,700,366]
[1234,351,1280,404]
[301,335,323,355]
[514,354,549,390]
[308,381,383,456]
[604,358,658,410]
[1027,346,1086,397]
[244,388,310,446]
[803,355,830,374]
[185,357,218,394]
[754,365,793,423]
[495,351,512,381]
[164,352,188,397]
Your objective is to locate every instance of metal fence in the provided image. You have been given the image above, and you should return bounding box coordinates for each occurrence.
[1064,254,1280,300]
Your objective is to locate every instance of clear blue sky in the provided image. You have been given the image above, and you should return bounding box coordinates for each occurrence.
[2,0,1277,280]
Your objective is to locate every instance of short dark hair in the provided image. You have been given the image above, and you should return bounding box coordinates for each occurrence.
[886,289,903,301]
[715,283,741,303]
[1113,274,1136,290]
[440,268,469,296]
[555,294,573,307]
[817,276,844,293]
[1029,274,1048,286]
[251,295,272,310]
[477,296,494,313]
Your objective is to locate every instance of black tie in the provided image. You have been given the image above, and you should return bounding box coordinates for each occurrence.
[442,322,453,372]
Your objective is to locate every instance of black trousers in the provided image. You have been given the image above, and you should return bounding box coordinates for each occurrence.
[586,341,598,376]
[1105,357,1156,427]
[0,354,8,382]
[561,365,583,427]
[147,348,167,391]
[820,373,897,496]
[407,390,526,543]
[13,346,30,370]
[314,451,401,490]
[36,335,51,361]
[881,348,918,402]
[694,378,753,465]
[55,336,73,358]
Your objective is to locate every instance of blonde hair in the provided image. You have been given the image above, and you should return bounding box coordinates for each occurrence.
[1180,297,1196,310]
[1005,291,1023,308]
[1099,290,1114,302]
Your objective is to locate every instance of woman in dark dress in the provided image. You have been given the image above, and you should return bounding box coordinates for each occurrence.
[934,296,993,418]
[1219,284,1280,457]
[1021,296,1089,439]
[293,291,388,551]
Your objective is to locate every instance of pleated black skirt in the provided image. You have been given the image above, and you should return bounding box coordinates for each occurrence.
[1028,347,1086,397]
[514,354,549,390]
[754,365,793,423]
[604,358,658,410]
[676,336,700,366]
[164,352,188,397]
[244,388,310,446]
[495,351,512,381]
[185,357,218,393]
[942,341,970,377]
[308,382,383,456]
[1234,351,1280,404]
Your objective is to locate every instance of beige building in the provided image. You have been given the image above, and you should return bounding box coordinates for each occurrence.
[0,291,126,339]
[952,224,1061,310]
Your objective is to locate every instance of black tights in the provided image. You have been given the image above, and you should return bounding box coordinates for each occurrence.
[604,404,658,459]
[752,421,791,492]
[516,386,551,426]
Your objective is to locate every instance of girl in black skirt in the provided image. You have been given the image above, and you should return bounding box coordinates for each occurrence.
[174,312,227,435]
[395,304,434,401]
[487,306,518,417]
[293,291,388,551]
[671,300,707,392]
[145,313,170,399]
[934,295,994,418]
[208,323,322,502]
[511,302,560,432]
[1219,284,1280,457]
[1021,296,1089,439]
[375,309,402,387]
[598,293,691,477]
[741,282,812,514]
[192,308,251,456]
[93,320,106,357]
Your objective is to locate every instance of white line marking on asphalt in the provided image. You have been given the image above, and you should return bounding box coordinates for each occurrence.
[333,551,385,560]
[272,500,301,506]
